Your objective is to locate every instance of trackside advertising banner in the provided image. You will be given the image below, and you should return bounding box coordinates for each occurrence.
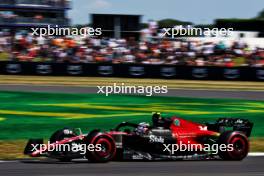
[0,62,263,81]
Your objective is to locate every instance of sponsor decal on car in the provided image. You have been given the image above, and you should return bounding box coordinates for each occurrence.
[149,135,165,143]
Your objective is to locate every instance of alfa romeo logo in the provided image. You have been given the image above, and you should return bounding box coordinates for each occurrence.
[129,66,144,76]
[224,69,240,79]
[192,68,208,78]
[67,65,82,75]
[98,66,113,75]
[36,64,52,74]
[6,64,21,74]
[161,67,176,77]
[256,70,264,80]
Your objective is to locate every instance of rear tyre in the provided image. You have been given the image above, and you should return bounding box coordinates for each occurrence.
[85,131,116,163]
[218,131,249,160]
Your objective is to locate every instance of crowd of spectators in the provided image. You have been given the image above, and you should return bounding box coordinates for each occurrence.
[0,32,263,67]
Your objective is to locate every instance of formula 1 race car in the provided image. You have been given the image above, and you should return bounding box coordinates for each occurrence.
[24,114,253,162]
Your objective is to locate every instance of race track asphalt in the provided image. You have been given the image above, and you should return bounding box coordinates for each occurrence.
[0,157,263,176]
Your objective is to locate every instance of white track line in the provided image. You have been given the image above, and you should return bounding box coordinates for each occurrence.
[0,160,18,163]
[248,152,264,156]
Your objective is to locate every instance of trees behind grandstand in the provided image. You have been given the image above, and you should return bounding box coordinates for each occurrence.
[157,19,192,28]
[256,9,264,19]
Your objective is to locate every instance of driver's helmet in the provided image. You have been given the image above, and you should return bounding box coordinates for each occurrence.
[135,122,150,135]
[152,112,162,125]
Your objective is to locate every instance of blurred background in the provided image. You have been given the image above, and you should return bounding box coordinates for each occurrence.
[0,0,263,69]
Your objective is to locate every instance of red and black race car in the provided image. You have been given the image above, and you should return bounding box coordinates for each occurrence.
[24,113,253,162]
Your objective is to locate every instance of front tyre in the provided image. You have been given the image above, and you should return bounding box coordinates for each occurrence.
[85,131,116,163]
[49,128,78,162]
[218,131,249,160]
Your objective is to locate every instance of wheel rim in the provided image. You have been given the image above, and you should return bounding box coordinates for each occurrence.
[95,138,112,158]
[233,138,244,151]
[229,136,248,159]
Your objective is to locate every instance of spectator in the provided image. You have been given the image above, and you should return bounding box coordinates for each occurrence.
[0,32,262,67]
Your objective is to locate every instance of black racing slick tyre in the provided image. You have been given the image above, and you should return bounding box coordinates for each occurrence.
[218,131,249,161]
[85,131,116,163]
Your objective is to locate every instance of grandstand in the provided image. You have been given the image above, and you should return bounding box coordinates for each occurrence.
[0,0,71,28]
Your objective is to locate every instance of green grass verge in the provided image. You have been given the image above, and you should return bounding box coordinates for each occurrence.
[0,91,263,140]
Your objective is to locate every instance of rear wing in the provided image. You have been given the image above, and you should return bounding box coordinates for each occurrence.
[206,118,253,137]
